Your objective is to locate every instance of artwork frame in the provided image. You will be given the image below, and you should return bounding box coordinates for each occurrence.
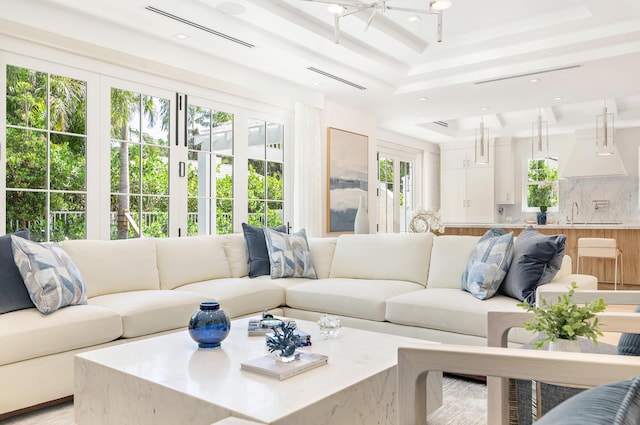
[326,127,368,234]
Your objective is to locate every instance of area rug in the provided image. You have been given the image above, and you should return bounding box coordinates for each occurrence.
[2,375,487,425]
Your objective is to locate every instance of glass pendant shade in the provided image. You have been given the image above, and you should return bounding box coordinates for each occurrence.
[596,106,615,156]
[431,0,452,10]
[475,119,489,164]
[531,113,549,158]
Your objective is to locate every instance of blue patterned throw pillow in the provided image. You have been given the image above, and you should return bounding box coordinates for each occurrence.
[11,235,87,314]
[263,228,317,279]
[461,229,514,300]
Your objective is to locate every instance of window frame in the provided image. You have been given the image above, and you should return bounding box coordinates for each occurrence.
[376,141,422,233]
[522,155,560,213]
[2,48,292,239]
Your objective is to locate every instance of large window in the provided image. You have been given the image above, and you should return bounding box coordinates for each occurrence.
[187,105,234,235]
[526,157,559,211]
[110,88,170,239]
[4,53,290,240]
[247,119,284,227]
[5,65,87,242]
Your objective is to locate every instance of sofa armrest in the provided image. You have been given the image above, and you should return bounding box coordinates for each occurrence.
[537,289,640,306]
[397,343,640,425]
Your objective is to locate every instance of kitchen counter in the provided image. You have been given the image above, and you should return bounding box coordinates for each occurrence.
[445,222,640,230]
[444,224,640,286]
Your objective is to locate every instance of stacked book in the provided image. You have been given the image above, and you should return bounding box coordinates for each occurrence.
[240,351,328,380]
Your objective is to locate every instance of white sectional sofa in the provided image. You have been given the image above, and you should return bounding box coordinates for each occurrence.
[0,231,596,417]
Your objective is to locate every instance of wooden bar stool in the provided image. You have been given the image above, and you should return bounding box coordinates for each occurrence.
[576,238,623,290]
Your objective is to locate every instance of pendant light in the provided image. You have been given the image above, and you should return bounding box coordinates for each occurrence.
[475,116,489,164]
[531,110,549,158]
[596,103,615,156]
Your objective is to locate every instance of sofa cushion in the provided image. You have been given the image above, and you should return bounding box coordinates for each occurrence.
[264,228,317,279]
[307,237,337,279]
[89,290,208,338]
[221,233,249,278]
[500,226,566,304]
[242,223,287,278]
[461,230,514,300]
[60,238,160,298]
[0,228,34,314]
[386,288,532,342]
[154,236,231,290]
[427,236,481,289]
[286,278,424,322]
[329,233,434,286]
[0,305,122,366]
[11,236,87,314]
[536,377,640,425]
[176,277,286,318]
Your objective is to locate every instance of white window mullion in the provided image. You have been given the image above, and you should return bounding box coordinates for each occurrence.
[170,93,187,237]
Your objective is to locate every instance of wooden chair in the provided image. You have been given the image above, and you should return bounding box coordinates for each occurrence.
[576,238,623,289]
[486,288,640,424]
[396,289,640,425]
[397,343,640,425]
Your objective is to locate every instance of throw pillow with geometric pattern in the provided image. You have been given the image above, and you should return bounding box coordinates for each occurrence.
[263,228,317,279]
[11,235,87,314]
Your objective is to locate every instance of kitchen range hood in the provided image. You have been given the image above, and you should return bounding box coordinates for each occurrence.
[560,129,627,178]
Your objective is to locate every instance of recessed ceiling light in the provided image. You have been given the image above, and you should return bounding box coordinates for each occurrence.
[216,2,246,15]
[174,33,189,40]
[530,78,540,83]
[311,82,320,86]
[553,96,564,101]
[418,97,428,101]
[417,116,426,120]
[406,15,422,22]
[481,106,490,111]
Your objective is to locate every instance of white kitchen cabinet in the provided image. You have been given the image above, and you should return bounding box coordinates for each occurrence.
[494,140,515,204]
[440,145,494,223]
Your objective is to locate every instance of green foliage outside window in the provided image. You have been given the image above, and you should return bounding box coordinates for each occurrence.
[6,66,285,240]
[527,158,558,210]
[5,66,87,241]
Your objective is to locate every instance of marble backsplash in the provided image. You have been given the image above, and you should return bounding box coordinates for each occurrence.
[498,176,640,225]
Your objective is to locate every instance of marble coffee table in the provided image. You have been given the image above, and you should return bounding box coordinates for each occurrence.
[74,317,442,425]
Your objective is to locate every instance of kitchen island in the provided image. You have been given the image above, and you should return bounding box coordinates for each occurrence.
[445,223,640,287]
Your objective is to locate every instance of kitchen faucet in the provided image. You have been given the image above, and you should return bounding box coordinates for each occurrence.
[569,202,579,224]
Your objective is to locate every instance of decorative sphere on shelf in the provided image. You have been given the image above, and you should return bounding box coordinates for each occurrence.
[188,302,230,349]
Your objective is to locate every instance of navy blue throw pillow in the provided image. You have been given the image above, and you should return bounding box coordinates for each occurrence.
[617,305,640,356]
[242,223,287,278]
[536,377,640,425]
[500,226,566,304]
[0,228,34,314]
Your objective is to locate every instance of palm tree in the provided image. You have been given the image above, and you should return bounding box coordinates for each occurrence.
[110,89,158,239]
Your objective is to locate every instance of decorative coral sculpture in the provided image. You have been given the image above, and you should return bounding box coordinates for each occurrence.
[265,321,300,360]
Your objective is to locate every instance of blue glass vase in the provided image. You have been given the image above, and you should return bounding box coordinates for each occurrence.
[188,302,230,349]
[536,211,547,225]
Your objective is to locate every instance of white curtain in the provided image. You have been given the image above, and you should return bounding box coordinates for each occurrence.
[293,102,322,236]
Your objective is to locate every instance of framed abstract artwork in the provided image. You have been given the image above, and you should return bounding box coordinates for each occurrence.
[326,127,368,233]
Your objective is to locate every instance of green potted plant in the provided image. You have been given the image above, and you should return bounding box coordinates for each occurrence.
[517,282,607,351]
